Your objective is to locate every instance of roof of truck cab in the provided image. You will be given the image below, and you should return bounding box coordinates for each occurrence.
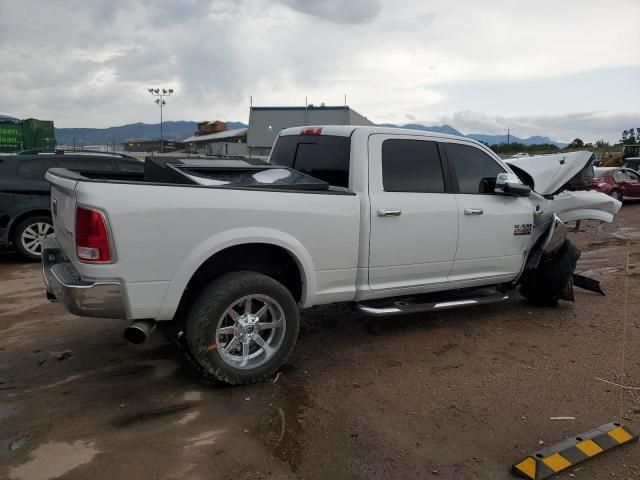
[278,125,483,145]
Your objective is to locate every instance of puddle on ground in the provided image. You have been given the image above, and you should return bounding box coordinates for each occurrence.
[256,366,312,473]
[183,390,203,402]
[187,429,225,447]
[152,359,179,379]
[175,411,200,425]
[9,440,98,480]
[111,403,192,427]
[0,402,16,421]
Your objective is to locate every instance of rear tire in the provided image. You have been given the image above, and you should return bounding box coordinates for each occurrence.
[184,271,300,385]
[13,215,55,261]
[520,239,581,306]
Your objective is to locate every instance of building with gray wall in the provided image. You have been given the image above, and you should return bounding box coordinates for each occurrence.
[247,105,373,156]
[183,127,248,155]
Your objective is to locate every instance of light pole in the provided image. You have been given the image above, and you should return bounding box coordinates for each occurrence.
[148,88,174,152]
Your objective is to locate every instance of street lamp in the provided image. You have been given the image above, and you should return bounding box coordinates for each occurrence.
[148,87,174,152]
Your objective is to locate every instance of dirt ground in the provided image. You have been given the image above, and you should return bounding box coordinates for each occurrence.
[1,205,639,480]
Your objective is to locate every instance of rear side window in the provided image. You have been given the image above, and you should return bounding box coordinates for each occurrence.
[446,143,505,194]
[16,158,57,179]
[270,135,351,188]
[59,157,114,171]
[381,139,444,193]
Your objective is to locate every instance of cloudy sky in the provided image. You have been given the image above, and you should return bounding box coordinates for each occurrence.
[1,0,638,142]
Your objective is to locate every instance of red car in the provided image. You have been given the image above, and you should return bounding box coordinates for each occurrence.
[588,167,640,201]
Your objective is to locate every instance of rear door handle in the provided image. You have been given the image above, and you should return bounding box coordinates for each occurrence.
[464,208,484,215]
[377,209,402,217]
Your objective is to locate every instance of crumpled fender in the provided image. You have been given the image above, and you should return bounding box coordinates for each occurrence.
[543,190,621,223]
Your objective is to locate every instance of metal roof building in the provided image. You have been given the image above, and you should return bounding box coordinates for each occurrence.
[247,105,373,156]
[183,127,248,155]
[183,127,248,145]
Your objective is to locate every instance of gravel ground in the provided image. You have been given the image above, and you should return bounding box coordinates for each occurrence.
[1,204,639,480]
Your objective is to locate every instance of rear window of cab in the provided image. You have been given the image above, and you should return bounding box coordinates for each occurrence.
[270,134,351,188]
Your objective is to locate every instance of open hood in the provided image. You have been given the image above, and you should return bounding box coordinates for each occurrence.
[506,151,593,196]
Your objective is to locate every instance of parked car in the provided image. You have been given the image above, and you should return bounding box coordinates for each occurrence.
[0,150,144,260]
[587,167,640,201]
[42,126,620,384]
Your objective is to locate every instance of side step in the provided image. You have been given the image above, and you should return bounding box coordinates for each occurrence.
[356,288,509,316]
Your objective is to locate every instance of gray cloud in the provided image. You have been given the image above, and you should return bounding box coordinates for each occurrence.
[106,48,177,83]
[0,0,637,140]
[279,0,381,24]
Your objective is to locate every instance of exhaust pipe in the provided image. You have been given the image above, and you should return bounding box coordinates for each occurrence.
[124,319,156,344]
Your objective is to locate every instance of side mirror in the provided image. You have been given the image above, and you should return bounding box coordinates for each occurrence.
[495,172,531,197]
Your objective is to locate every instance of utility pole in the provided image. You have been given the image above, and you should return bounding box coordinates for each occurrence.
[507,128,510,154]
[148,88,174,153]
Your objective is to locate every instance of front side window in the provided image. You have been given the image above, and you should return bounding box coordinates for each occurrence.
[446,143,505,194]
[381,139,444,193]
[626,170,639,182]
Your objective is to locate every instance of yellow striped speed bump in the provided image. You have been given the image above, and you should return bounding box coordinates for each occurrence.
[512,422,637,479]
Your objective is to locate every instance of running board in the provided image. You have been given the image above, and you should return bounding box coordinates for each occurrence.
[357,289,510,316]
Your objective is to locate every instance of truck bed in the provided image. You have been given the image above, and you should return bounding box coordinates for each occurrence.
[45,164,361,320]
[46,156,351,194]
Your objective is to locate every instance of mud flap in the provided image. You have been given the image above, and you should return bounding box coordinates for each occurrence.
[572,274,605,295]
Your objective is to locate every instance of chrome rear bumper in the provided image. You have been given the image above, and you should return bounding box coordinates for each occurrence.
[42,239,127,319]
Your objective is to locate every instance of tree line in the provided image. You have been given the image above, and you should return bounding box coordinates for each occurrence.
[483,128,639,155]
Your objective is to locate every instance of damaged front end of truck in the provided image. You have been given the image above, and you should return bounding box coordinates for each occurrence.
[506,151,622,305]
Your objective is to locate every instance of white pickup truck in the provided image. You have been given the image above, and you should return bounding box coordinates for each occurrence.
[42,126,620,384]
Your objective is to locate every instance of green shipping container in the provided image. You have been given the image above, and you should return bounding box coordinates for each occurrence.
[0,121,24,152]
[0,118,56,153]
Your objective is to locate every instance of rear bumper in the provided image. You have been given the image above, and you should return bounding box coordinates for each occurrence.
[41,239,128,319]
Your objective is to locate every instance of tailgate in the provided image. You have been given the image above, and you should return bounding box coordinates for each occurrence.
[45,171,78,260]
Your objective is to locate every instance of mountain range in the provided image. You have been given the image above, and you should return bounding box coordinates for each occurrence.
[25,119,565,148]
[53,121,247,147]
[381,123,566,147]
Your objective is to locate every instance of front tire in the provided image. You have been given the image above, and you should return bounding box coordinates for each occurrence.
[184,271,300,385]
[13,215,55,261]
[520,239,580,306]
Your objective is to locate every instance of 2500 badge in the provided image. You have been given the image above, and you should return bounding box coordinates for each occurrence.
[514,223,532,236]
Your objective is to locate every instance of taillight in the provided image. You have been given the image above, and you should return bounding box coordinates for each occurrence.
[76,206,111,263]
[301,127,322,135]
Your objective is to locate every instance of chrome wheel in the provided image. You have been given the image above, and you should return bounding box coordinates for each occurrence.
[611,190,622,201]
[216,294,286,370]
[21,221,54,256]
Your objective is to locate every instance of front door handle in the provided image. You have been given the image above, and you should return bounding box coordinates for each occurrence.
[377,209,402,217]
[464,208,484,215]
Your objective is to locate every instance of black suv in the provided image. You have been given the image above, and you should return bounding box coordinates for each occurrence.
[0,150,144,260]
